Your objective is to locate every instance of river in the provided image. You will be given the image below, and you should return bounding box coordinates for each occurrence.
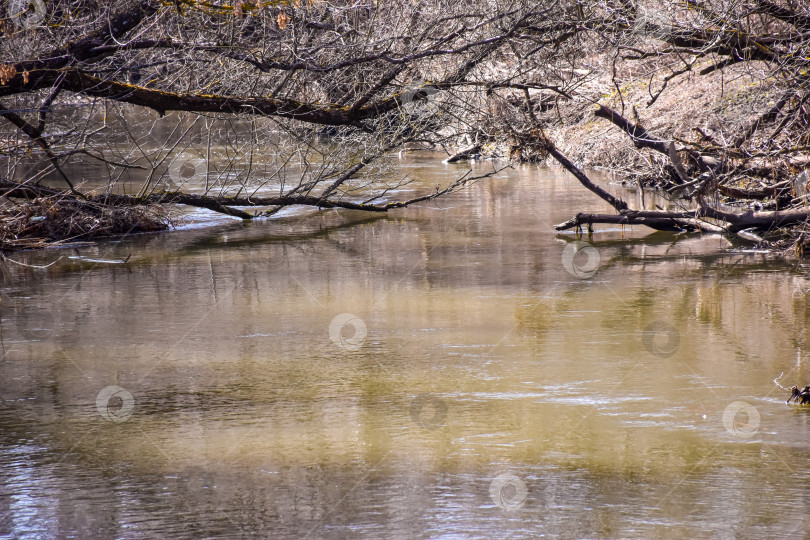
[1,153,808,538]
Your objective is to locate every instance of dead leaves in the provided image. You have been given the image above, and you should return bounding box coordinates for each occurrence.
[225,1,300,29]
[0,64,17,85]
[234,1,245,18]
[0,65,28,85]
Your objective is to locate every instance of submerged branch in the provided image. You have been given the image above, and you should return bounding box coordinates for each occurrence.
[555,212,709,233]
[555,207,810,234]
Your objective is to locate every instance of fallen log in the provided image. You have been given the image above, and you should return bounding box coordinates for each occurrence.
[0,181,388,217]
[443,144,482,163]
[594,104,697,182]
[554,207,810,234]
[554,211,722,233]
[595,104,762,193]
[594,105,670,155]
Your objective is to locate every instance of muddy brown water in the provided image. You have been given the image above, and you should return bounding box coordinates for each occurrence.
[1,154,809,538]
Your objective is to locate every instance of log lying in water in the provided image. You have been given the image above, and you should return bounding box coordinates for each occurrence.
[443,145,482,164]
[554,211,719,233]
[554,207,810,234]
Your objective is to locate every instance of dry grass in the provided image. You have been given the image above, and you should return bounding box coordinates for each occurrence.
[548,60,786,174]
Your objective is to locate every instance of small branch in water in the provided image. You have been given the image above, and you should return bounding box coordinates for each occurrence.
[773,372,789,392]
[736,228,765,244]
[0,253,64,268]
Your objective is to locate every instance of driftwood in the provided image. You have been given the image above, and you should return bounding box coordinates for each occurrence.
[553,208,810,233]
[0,176,473,250]
[443,145,482,163]
[554,211,720,233]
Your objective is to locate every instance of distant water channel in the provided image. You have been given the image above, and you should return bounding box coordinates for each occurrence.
[1,153,809,538]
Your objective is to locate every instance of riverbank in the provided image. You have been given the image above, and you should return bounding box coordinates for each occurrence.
[2,59,808,255]
[439,57,810,256]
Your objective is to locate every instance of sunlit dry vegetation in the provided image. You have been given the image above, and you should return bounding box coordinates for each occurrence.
[1,1,810,251]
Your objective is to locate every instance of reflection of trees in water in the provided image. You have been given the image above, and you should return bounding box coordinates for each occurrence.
[3,1,807,248]
[1,0,523,226]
